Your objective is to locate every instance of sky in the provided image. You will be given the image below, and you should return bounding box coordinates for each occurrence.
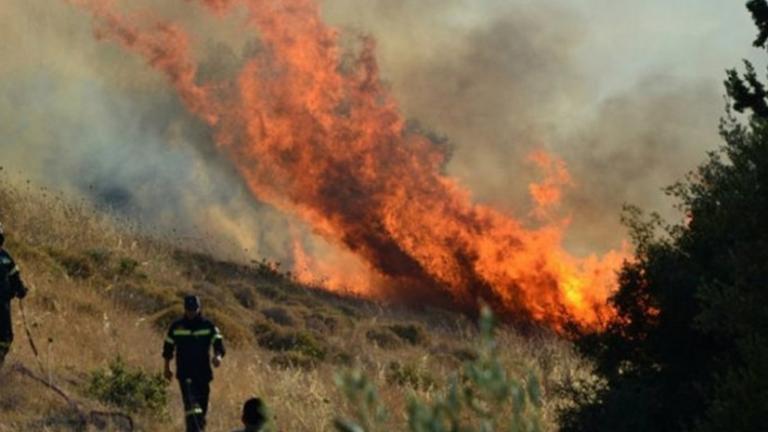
[0,0,763,260]
[569,0,758,95]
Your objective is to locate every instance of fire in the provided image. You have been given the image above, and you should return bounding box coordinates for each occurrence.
[292,237,379,297]
[69,0,629,332]
[527,150,572,219]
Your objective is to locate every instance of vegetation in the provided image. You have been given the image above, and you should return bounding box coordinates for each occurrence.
[0,176,586,430]
[86,356,168,417]
[13,5,767,432]
[334,308,543,432]
[562,2,768,430]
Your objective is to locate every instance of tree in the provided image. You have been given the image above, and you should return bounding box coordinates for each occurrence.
[562,2,768,431]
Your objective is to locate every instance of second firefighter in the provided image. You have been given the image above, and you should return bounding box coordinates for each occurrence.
[163,295,225,432]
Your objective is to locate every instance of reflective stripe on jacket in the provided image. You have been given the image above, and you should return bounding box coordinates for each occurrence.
[163,316,225,380]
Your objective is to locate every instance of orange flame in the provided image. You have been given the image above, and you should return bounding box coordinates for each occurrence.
[71,0,629,331]
[528,150,572,219]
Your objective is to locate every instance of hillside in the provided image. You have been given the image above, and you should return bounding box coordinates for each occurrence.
[0,176,593,431]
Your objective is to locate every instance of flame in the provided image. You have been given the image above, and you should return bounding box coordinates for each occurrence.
[70,0,630,331]
[527,150,572,219]
[291,236,378,297]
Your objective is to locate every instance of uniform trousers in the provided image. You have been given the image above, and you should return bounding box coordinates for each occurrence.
[179,377,211,432]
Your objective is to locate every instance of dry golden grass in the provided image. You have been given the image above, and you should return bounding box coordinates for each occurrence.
[0,175,595,431]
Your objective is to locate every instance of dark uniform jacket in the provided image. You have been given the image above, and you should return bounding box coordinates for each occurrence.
[0,248,27,342]
[163,316,225,381]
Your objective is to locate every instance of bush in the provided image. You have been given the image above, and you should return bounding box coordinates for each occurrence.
[365,329,401,349]
[257,329,327,361]
[385,362,435,390]
[53,251,94,279]
[387,324,428,346]
[305,312,339,333]
[230,282,257,309]
[334,308,543,432]
[262,307,295,326]
[86,357,168,417]
[117,257,140,277]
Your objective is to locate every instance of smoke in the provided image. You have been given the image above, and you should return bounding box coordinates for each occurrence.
[560,77,722,253]
[323,0,585,205]
[0,1,293,261]
[321,0,731,254]
[0,0,743,302]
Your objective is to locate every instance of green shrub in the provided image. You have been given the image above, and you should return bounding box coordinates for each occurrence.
[257,329,327,360]
[253,320,276,336]
[385,362,435,390]
[117,257,140,277]
[387,324,428,346]
[86,356,168,417]
[335,308,543,432]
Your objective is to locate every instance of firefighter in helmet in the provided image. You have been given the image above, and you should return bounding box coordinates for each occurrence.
[163,295,225,432]
[0,222,28,367]
[231,397,268,432]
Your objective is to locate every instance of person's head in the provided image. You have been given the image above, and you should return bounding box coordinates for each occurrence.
[183,295,201,319]
[0,222,5,248]
[241,397,267,429]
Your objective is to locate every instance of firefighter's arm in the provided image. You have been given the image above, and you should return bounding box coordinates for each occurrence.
[162,326,175,380]
[212,325,225,364]
[8,261,27,299]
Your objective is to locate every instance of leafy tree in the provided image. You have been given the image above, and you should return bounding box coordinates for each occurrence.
[562,2,768,431]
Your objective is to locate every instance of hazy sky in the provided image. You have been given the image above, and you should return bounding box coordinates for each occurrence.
[325,0,759,109]
[569,1,758,95]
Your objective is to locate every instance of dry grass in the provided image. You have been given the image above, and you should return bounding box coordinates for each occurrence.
[0,175,594,431]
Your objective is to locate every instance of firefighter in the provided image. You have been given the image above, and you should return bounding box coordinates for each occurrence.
[163,295,225,432]
[231,398,267,432]
[0,222,28,368]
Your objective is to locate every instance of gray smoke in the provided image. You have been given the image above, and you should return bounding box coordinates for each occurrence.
[0,0,753,265]
[0,1,292,262]
[322,0,745,253]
